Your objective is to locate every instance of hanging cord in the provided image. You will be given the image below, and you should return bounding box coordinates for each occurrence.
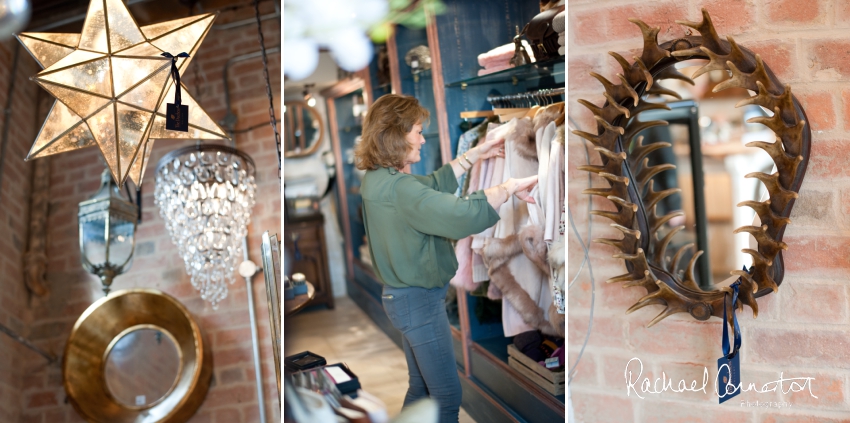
[568,115,592,289]
[253,0,282,177]
[567,114,596,385]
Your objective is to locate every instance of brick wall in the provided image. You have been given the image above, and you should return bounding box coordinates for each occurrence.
[0,39,42,423]
[15,3,281,423]
[569,1,850,421]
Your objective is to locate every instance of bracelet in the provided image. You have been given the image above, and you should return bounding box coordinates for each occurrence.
[497,184,510,203]
[462,152,474,167]
[457,158,470,170]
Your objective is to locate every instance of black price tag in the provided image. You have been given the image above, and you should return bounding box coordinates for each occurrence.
[718,279,742,404]
[166,103,189,132]
[161,52,190,133]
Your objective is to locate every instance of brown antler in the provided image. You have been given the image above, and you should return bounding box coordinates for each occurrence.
[577,8,811,327]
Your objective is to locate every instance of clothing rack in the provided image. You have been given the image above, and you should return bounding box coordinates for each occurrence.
[487,87,565,108]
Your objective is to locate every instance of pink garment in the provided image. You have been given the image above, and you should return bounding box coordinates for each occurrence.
[478,65,512,76]
[471,122,514,282]
[480,57,511,68]
[477,43,515,67]
[450,157,484,291]
[543,122,560,241]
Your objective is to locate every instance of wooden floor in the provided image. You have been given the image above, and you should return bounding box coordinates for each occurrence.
[285,296,477,423]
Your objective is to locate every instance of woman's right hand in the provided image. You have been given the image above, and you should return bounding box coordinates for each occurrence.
[506,176,539,204]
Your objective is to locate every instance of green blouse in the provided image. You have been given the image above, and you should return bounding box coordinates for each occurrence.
[360,163,501,289]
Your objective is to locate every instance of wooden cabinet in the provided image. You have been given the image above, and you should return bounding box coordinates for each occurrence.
[283,215,334,310]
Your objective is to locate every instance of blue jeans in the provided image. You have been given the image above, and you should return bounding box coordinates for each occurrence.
[381,283,461,423]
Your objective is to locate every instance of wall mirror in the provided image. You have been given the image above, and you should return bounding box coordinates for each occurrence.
[284,100,325,158]
[104,326,182,409]
[576,9,811,326]
[64,289,212,423]
[638,65,781,290]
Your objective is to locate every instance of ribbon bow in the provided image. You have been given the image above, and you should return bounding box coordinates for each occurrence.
[722,278,742,359]
[161,52,190,106]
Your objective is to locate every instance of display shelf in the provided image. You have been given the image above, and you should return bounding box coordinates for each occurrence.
[470,342,565,423]
[445,56,565,88]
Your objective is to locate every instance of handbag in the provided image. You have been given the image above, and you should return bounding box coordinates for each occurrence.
[522,5,565,62]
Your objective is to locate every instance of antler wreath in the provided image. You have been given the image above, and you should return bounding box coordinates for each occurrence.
[575,9,811,327]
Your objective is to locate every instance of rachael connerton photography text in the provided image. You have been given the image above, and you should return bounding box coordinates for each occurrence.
[624,358,818,400]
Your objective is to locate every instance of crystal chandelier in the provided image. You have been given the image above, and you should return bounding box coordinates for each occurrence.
[154,144,256,308]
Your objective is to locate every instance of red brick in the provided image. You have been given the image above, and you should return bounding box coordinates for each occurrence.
[797,91,836,131]
[639,400,753,422]
[570,391,635,423]
[213,407,242,423]
[781,283,847,324]
[204,384,256,407]
[765,0,826,24]
[216,327,253,348]
[214,347,254,368]
[570,54,605,93]
[784,234,850,273]
[791,189,835,227]
[611,2,688,44]
[567,351,597,386]
[783,371,845,408]
[749,39,798,82]
[693,0,757,35]
[219,367,245,385]
[627,319,722,362]
[569,313,628,350]
[572,9,609,46]
[26,392,57,408]
[807,39,850,81]
[749,327,850,368]
[761,413,850,423]
[805,140,850,181]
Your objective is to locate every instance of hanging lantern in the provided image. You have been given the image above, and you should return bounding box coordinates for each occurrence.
[154,145,256,308]
[79,169,138,295]
[16,0,228,187]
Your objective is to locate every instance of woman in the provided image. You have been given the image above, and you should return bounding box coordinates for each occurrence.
[355,94,537,423]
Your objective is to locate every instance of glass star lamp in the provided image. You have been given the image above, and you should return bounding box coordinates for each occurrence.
[16,0,229,187]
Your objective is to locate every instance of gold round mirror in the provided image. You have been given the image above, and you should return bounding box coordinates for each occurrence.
[284,100,324,158]
[104,326,182,409]
[64,289,212,423]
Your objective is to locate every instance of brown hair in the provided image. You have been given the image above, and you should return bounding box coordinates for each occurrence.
[354,94,430,170]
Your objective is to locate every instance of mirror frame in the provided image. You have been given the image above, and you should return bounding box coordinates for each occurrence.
[102,324,184,410]
[575,8,811,327]
[64,289,212,423]
[284,100,325,158]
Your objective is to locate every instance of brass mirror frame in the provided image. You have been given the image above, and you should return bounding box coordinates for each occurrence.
[102,324,184,410]
[576,9,811,327]
[284,100,325,158]
[64,289,212,423]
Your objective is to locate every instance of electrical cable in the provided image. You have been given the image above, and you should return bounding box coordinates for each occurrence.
[567,115,592,290]
[253,0,282,176]
[567,114,596,385]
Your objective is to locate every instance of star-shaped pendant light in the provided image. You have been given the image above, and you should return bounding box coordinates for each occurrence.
[16,0,229,186]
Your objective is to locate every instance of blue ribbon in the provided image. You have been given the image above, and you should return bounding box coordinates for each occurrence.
[723,278,742,359]
[161,52,190,106]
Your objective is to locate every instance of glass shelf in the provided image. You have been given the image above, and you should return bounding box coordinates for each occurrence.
[445,56,565,88]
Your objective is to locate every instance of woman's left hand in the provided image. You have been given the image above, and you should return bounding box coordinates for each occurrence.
[477,137,505,160]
